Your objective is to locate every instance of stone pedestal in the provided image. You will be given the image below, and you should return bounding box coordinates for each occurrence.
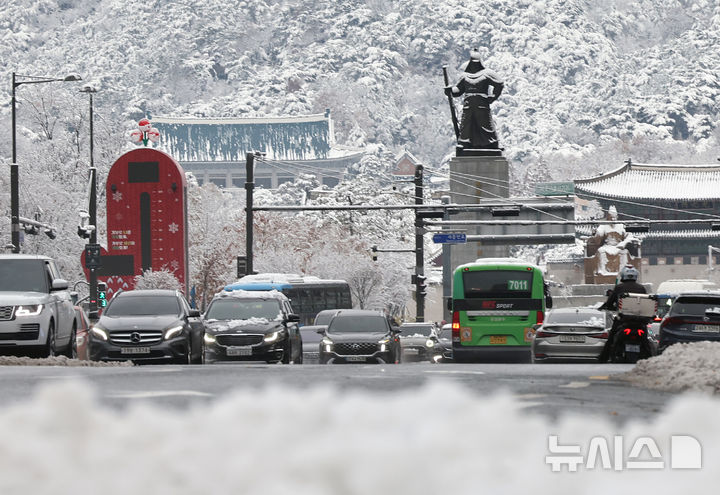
[449,154,510,274]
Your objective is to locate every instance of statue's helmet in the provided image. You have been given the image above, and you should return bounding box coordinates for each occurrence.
[608,205,618,220]
[464,48,485,73]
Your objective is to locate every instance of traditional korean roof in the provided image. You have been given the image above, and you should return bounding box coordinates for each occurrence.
[575,161,720,201]
[635,229,720,240]
[152,112,363,162]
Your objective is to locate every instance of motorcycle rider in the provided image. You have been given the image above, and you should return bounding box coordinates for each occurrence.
[598,265,646,362]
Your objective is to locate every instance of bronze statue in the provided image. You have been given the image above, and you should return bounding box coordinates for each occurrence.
[444,50,504,151]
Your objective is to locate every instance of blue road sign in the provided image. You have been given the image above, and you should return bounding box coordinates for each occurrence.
[432,233,467,244]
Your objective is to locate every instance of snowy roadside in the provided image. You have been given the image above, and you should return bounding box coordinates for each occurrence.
[620,342,720,393]
[0,356,132,367]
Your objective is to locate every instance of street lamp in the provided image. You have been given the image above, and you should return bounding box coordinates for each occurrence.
[79,85,99,318]
[10,72,81,253]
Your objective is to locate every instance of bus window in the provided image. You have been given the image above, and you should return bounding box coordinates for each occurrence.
[325,289,338,309]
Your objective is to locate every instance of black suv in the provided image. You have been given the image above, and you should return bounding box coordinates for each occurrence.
[658,291,720,352]
[318,309,401,364]
[89,289,203,363]
[202,290,302,364]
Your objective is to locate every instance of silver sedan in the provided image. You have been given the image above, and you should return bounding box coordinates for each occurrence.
[532,307,613,362]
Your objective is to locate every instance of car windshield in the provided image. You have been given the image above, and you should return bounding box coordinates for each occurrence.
[105,295,180,316]
[439,328,452,339]
[314,311,338,325]
[328,315,387,333]
[205,299,281,320]
[669,297,720,317]
[399,325,434,337]
[0,260,48,292]
[546,310,604,326]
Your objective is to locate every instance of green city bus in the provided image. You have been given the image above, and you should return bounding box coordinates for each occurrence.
[451,258,552,362]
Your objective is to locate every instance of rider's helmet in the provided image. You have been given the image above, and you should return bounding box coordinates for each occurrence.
[620,265,639,282]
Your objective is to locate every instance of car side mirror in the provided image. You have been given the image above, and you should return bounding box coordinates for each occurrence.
[51,279,69,291]
[286,314,300,323]
[315,325,328,334]
[532,323,542,330]
[545,295,553,309]
[188,309,201,318]
[391,328,402,334]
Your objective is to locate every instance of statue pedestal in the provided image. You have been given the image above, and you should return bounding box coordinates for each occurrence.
[449,153,510,272]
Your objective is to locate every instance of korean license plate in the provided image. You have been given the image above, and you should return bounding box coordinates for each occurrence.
[227,347,252,356]
[345,355,366,362]
[559,335,586,343]
[403,348,419,354]
[120,347,150,354]
[625,344,641,353]
[693,324,720,333]
[489,335,507,345]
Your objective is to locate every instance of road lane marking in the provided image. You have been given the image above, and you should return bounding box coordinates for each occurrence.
[559,381,590,388]
[106,390,212,399]
[424,370,486,375]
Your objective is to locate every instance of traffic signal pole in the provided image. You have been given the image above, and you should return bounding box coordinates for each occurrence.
[245,152,255,275]
[414,164,426,322]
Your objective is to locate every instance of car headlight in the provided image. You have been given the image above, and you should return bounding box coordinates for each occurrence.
[264,330,282,343]
[164,325,184,340]
[322,337,333,352]
[425,339,435,348]
[15,304,43,317]
[90,324,108,341]
[203,332,216,344]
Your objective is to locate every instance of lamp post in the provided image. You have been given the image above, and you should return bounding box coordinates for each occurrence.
[10,72,81,253]
[79,85,98,318]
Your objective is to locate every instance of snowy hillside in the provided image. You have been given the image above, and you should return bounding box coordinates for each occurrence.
[2,0,719,186]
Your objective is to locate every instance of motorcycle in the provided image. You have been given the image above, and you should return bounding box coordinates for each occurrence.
[608,294,657,364]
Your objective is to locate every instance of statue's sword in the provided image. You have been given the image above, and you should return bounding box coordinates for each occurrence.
[443,65,460,140]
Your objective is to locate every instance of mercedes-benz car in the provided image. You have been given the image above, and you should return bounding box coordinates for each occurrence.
[0,254,76,358]
[318,309,401,364]
[202,290,302,364]
[89,289,202,364]
[398,321,440,362]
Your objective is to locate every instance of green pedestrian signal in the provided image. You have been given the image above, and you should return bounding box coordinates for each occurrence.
[97,282,108,308]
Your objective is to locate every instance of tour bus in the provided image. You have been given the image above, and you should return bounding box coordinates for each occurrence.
[223,273,352,326]
[450,258,552,362]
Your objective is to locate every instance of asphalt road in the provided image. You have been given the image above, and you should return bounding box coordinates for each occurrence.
[0,361,673,423]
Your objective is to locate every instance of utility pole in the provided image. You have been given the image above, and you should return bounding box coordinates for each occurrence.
[245,152,255,275]
[86,88,98,318]
[414,164,426,321]
[441,195,452,323]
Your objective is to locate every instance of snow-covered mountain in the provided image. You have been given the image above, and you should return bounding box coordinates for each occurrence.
[3,0,719,187]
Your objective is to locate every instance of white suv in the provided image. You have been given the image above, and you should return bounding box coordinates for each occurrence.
[0,254,76,357]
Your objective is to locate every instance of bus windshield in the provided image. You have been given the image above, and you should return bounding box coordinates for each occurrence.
[462,270,533,299]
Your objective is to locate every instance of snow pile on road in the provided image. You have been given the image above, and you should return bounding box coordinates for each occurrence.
[622,342,720,393]
[1,380,719,494]
[0,356,132,367]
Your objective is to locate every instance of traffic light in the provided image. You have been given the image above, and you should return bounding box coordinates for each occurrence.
[370,245,378,262]
[97,282,108,308]
[85,243,102,269]
[411,274,428,296]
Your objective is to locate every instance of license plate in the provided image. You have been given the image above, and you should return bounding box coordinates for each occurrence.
[227,347,252,356]
[403,348,419,354]
[120,347,150,354]
[489,335,507,345]
[345,355,366,362]
[693,324,720,333]
[625,344,641,353]
[559,335,586,343]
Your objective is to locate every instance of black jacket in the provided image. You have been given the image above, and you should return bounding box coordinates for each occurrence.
[599,280,647,311]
